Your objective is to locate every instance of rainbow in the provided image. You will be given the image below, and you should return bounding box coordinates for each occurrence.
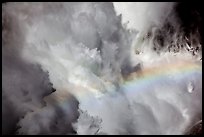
[45,60,202,106]
[121,60,202,95]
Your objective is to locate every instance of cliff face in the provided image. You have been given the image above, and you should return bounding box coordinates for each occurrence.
[186,121,202,135]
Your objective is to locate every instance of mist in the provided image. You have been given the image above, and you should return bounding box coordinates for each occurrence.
[2,2,202,135]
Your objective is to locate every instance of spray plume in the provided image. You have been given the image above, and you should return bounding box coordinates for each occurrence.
[2,2,202,135]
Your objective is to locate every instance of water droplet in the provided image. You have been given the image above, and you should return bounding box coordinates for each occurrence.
[187,81,194,93]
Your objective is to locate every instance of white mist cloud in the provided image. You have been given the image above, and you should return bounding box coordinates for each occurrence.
[2,2,202,135]
[113,2,176,32]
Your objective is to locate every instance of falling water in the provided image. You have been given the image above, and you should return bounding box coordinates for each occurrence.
[2,2,202,135]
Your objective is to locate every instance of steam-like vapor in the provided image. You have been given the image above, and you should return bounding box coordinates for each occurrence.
[2,2,202,135]
[113,2,176,31]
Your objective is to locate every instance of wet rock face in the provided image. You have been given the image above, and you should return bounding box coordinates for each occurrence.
[150,2,203,56]
[185,121,202,135]
[176,2,203,45]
